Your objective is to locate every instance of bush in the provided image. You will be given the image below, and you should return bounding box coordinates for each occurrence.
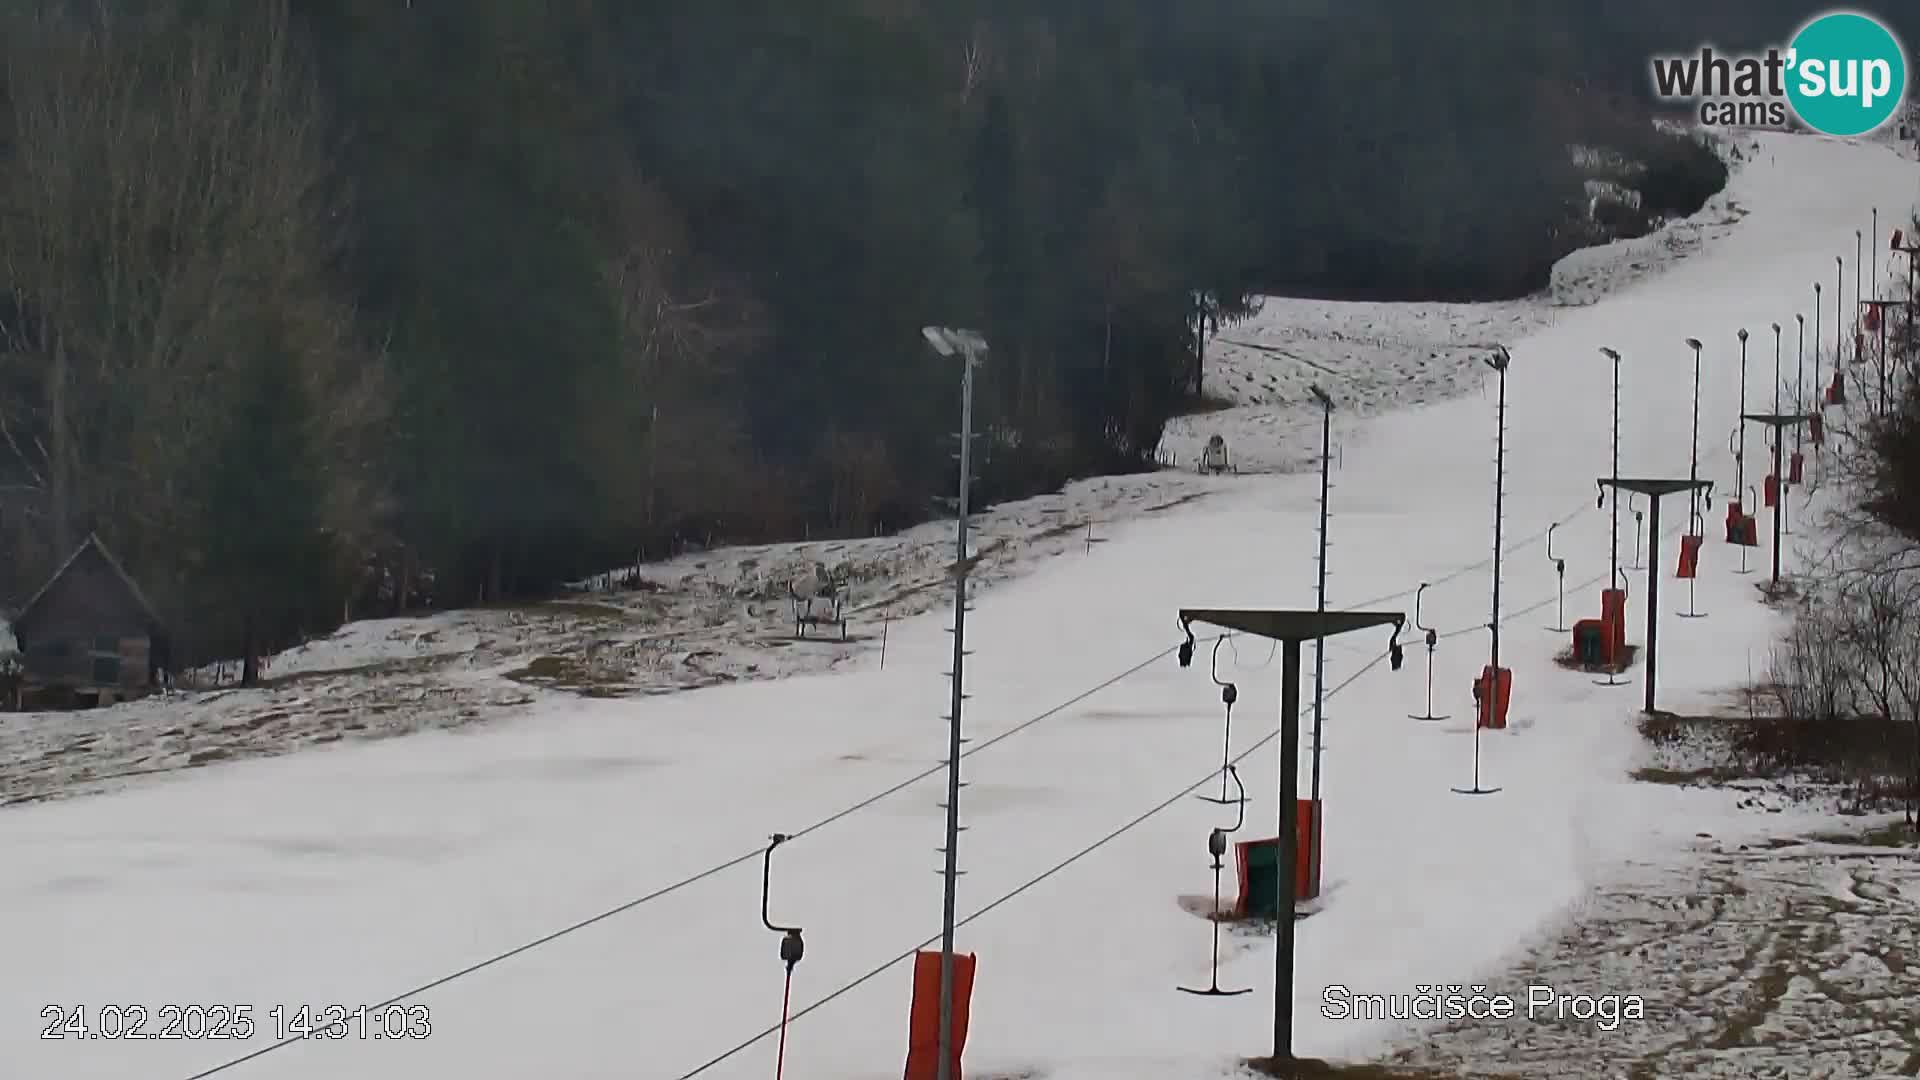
[1635,134,1727,220]
[1769,573,1920,823]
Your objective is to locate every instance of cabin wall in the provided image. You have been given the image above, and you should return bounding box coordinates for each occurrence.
[22,635,151,691]
[14,549,157,695]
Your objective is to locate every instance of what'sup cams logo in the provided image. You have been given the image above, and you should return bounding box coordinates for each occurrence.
[1650,10,1908,136]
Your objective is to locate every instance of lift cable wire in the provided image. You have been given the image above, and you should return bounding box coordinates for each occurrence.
[673,518,1647,1078]
[671,644,1400,1080]
[173,637,1210,1080]
[177,495,1603,1080]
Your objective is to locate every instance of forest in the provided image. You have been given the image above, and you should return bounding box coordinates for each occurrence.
[2,0,1915,665]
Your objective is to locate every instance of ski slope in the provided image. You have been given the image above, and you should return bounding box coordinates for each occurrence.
[9,131,1914,1080]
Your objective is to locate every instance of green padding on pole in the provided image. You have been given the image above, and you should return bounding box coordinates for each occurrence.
[1242,840,1281,919]
[1574,623,1604,665]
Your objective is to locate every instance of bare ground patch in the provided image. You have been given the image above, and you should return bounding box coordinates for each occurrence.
[1380,831,1920,1079]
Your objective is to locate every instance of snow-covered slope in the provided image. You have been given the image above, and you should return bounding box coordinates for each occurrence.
[0,156,1753,809]
[4,131,1914,1080]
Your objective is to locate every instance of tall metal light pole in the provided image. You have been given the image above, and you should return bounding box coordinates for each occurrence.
[1813,284,1823,425]
[920,324,986,1080]
[1794,314,1806,458]
[1872,207,1880,303]
[1307,385,1333,825]
[1837,256,1846,379]
[1599,347,1622,590]
[1685,337,1704,525]
[1734,330,1749,497]
[1733,329,1752,575]
[1456,346,1509,796]
[1679,337,1708,619]
[1772,323,1783,415]
[1596,346,1631,687]
[1486,347,1510,695]
[1858,230,1865,333]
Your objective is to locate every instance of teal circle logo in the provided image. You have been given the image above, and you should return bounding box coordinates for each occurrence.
[1785,12,1907,137]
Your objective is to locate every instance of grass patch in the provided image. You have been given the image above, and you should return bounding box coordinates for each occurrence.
[1244,1056,1523,1079]
[1808,820,1918,847]
[1631,764,1742,785]
[1551,644,1637,673]
[503,653,641,696]
[480,598,631,621]
[1142,491,1213,514]
[1634,708,1917,811]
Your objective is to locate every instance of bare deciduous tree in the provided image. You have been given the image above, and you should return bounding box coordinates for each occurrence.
[1771,570,1920,828]
[0,0,383,652]
[587,157,766,567]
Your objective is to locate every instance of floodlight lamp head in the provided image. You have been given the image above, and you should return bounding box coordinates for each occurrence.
[1308,384,1332,410]
[920,326,954,356]
[1815,282,1823,293]
[1387,615,1407,671]
[1797,313,1804,325]
[1685,337,1703,351]
[1738,328,1749,342]
[1599,346,1620,362]
[1177,617,1195,668]
[1772,322,1781,334]
[1483,345,1511,372]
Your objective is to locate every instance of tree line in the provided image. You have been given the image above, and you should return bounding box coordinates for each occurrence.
[1,0,1907,667]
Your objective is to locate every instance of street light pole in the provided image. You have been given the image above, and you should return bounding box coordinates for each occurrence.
[1308,386,1333,830]
[1837,256,1846,380]
[1596,345,1632,685]
[1680,337,1708,619]
[1813,283,1823,428]
[1487,348,1510,688]
[1599,347,1622,590]
[1795,314,1806,459]
[1733,329,1752,575]
[1460,345,1513,774]
[1686,337,1704,526]
[920,324,987,1080]
[1772,323,1783,416]
[1735,330,1749,497]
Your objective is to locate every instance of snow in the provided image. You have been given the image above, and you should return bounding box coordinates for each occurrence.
[0,138,1754,809]
[1160,137,1752,477]
[7,129,1919,1080]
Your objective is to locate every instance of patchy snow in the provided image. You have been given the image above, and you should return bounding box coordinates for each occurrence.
[1384,807,1920,1079]
[3,128,1916,1080]
[1160,151,1754,476]
[0,132,1764,810]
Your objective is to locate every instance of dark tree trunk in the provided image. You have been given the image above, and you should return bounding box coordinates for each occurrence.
[241,616,259,686]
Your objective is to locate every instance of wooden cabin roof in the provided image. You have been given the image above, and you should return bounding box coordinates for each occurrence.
[12,534,161,635]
